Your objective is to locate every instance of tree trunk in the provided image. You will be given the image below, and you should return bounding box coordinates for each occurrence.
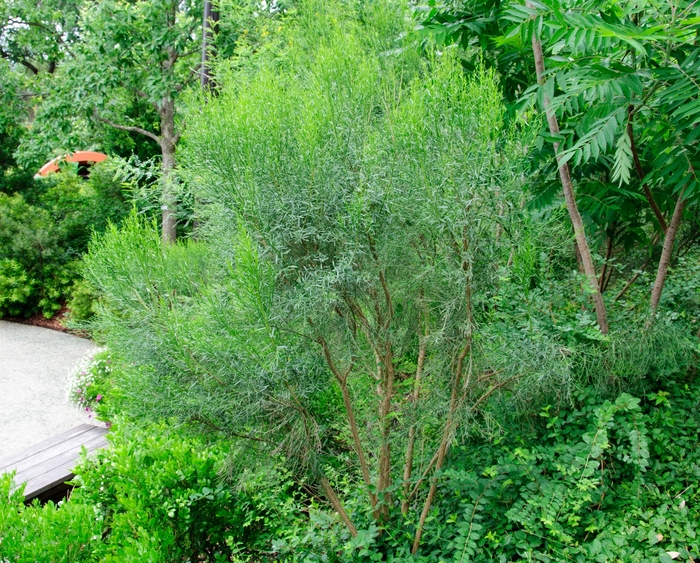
[201,0,219,90]
[528,16,609,333]
[647,191,685,327]
[160,97,177,243]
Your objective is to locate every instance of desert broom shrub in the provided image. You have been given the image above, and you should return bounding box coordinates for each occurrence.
[83,0,574,556]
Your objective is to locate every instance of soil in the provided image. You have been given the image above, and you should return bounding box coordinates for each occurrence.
[4,306,71,333]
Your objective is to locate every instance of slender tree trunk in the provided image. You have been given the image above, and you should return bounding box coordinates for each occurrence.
[201,0,219,90]
[647,191,685,327]
[160,97,177,243]
[528,15,609,333]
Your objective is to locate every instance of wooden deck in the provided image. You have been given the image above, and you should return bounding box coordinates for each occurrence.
[0,423,109,503]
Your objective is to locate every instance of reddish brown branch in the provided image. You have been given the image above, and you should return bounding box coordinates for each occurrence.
[320,476,358,537]
[317,334,377,510]
[627,106,668,233]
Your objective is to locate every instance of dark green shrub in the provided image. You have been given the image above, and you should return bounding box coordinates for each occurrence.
[0,258,37,317]
[0,193,66,317]
[0,164,130,318]
[40,163,130,258]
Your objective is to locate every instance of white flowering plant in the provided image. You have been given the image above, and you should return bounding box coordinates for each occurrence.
[66,349,115,421]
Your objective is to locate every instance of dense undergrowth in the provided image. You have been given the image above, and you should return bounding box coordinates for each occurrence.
[2,365,699,561]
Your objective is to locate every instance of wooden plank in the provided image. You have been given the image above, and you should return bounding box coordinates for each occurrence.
[0,424,96,470]
[0,424,110,503]
[14,433,109,484]
[23,436,109,500]
[3,425,108,475]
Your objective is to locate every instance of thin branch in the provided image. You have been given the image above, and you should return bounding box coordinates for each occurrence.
[402,305,428,515]
[190,415,270,444]
[367,234,394,327]
[320,476,358,537]
[614,254,654,303]
[316,332,377,510]
[470,375,521,412]
[412,330,472,553]
[93,110,161,144]
[0,48,39,74]
[377,338,396,519]
[407,443,440,503]
[598,229,615,292]
[627,106,668,233]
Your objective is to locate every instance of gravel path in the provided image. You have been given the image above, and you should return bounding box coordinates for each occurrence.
[0,320,97,459]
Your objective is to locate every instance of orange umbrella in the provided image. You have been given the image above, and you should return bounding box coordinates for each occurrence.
[35,151,108,178]
[35,156,62,177]
[65,151,108,165]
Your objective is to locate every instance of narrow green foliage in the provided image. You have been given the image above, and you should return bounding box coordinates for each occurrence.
[613,129,633,187]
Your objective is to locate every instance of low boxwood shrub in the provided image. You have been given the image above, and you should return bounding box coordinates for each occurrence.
[70,422,303,562]
[0,473,99,562]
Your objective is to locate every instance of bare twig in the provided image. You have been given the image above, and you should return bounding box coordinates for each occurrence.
[93,110,161,144]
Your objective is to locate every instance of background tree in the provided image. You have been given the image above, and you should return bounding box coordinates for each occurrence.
[417,0,700,328]
[0,0,82,76]
[32,0,203,242]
